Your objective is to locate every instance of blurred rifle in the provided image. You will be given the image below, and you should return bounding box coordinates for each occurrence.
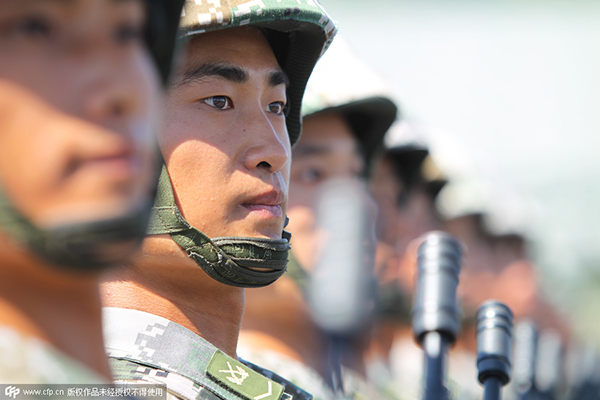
[565,342,600,400]
[512,321,563,400]
[411,231,464,400]
[476,301,514,400]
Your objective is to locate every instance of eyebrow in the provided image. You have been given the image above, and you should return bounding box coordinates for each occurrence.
[292,144,334,158]
[178,62,289,88]
[268,70,290,88]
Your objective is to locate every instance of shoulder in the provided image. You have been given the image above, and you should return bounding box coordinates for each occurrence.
[0,326,104,384]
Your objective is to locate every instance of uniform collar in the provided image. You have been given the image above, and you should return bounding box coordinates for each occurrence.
[102,307,295,400]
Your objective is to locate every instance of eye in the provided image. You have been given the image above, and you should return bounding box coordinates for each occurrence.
[114,23,144,45]
[203,96,233,110]
[267,101,287,116]
[11,15,53,39]
[299,167,324,184]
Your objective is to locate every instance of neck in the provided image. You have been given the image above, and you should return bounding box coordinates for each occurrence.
[0,246,111,380]
[101,241,245,358]
[240,276,329,377]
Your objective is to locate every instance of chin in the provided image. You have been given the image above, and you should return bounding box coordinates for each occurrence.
[252,224,284,240]
[37,198,144,228]
[242,232,281,240]
[234,227,282,240]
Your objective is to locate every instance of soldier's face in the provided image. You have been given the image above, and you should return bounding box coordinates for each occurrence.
[287,112,364,269]
[0,0,161,230]
[289,112,364,208]
[159,27,291,240]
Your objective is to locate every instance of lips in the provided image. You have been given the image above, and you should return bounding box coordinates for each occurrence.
[67,141,141,182]
[240,190,285,218]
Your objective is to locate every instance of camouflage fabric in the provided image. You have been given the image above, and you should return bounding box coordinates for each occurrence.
[103,308,312,400]
[0,326,104,384]
[178,0,337,146]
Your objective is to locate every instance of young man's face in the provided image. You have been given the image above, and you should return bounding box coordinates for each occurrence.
[160,27,291,240]
[0,0,160,229]
[288,111,363,217]
[287,112,364,269]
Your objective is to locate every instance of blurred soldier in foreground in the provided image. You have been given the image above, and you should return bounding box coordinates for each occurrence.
[239,37,398,399]
[0,0,183,382]
[100,2,336,399]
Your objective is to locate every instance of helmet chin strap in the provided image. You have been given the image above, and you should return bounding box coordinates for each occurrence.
[0,183,153,272]
[147,166,290,288]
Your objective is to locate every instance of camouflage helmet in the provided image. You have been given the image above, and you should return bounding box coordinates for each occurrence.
[383,121,447,202]
[301,37,397,168]
[179,0,337,145]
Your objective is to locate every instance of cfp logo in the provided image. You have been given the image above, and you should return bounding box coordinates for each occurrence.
[4,386,19,399]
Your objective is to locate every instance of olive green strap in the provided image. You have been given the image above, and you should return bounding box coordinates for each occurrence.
[0,182,148,270]
[148,166,289,288]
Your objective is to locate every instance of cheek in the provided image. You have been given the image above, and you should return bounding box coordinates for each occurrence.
[0,82,64,189]
[0,51,68,112]
[288,179,316,209]
[167,140,223,182]
[130,52,162,146]
[165,138,232,224]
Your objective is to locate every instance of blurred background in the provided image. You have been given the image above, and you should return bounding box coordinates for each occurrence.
[321,0,600,341]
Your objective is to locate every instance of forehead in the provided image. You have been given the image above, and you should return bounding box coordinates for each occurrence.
[294,112,360,156]
[181,27,279,72]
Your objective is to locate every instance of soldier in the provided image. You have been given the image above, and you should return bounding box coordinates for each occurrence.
[366,122,449,400]
[238,37,398,399]
[0,0,183,383]
[100,1,337,399]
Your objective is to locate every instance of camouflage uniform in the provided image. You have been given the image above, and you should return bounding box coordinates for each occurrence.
[103,308,312,400]
[0,326,104,384]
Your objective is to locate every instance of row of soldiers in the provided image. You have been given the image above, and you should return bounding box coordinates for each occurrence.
[0,1,596,400]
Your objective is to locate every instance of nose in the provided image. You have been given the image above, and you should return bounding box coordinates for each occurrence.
[242,111,290,173]
[79,49,152,125]
[80,59,143,124]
